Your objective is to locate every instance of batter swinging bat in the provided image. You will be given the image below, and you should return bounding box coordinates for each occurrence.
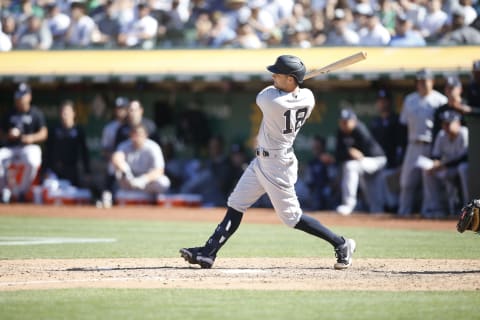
[303,51,367,80]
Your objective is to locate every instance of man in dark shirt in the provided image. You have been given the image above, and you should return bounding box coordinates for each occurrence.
[335,109,387,215]
[44,100,90,187]
[114,100,160,148]
[466,60,480,111]
[0,83,48,202]
[432,75,469,141]
[369,89,407,212]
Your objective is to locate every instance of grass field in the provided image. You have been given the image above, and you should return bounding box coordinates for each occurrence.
[0,213,479,320]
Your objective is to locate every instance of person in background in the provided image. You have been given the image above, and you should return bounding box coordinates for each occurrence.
[100,96,129,207]
[369,89,407,212]
[0,83,47,203]
[423,110,469,218]
[334,109,387,215]
[398,68,447,217]
[111,124,170,197]
[432,75,469,141]
[389,13,426,46]
[44,100,90,187]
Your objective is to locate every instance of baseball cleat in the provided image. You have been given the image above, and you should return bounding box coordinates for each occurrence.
[179,247,215,269]
[334,238,356,270]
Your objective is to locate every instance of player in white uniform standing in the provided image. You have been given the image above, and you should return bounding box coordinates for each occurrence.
[180,55,356,270]
[398,69,447,217]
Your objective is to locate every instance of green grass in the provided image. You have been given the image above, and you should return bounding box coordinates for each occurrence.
[0,216,479,259]
[0,289,478,320]
[1,215,479,320]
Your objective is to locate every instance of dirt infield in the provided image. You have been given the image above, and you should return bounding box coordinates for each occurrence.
[1,204,479,291]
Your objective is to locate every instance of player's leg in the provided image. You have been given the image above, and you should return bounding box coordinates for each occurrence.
[0,147,14,202]
[398,144,422,216]
[257,157,355,269]
[18,145,42,197]
[457,162,469,205]
[336,160,362,215]
[358,156,387,213]
[180,160,265,268]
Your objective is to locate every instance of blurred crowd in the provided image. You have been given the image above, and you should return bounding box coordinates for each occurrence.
[1,60,479,219]
[1,0,480,51]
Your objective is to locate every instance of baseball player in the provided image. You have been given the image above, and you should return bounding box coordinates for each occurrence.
[398,69,447,217]
[111,124,170,195]
[423,110,469,217]
[0,83,47,202]
[334,109,387,215]
[180,55,356,270]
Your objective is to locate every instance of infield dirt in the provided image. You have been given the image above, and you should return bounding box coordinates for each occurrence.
[1,205,479,291]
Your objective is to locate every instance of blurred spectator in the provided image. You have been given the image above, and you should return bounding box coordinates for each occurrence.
[326,8,360,45]
[111,124,171,196]
[438,7,480,45]
[0,20,12,51]
[358,7,391,46]
[44,100,90,187]
[45,2,71,49]
[223,0,251,32]
[369,89,407,212]
[285,2,312,37]
[189,11,212,47]
[208,11,236,47]
[66,1,97,48]
[456,0,477,26]
[423,110,469,217]
[114,99,160,148]
[377,0,397,35]
[1,16,17,42]
[287,24,312,47]
[334,109,387,215]
[419,0,448,42]
[466,60,480,111]
[310,10,327,46]
[157,0,185,47]
[303,135,336,211]
[247,0,276,42]
[433,75,469,140]
[118,3,158,49]
[100,96,129,207]
[397,0,426,30]
[15,15,52,50]
[180,135,231,207]
[228,21,264,48]
[102,96,129,160]
[0,83,48,203]
[398,69,447,217]
[92,0,121,48]
[389,13,426,46]
[13,0,44,26]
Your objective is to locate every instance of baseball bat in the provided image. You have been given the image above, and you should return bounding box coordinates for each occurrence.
[303,51,367,80]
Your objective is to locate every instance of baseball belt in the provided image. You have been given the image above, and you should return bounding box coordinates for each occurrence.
[255,147,293,158]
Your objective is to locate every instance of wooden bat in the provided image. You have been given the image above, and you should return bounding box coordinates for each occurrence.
[303,51,367,80]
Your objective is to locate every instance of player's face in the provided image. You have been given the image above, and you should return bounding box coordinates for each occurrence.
[416,79,433,96]
[271,73,294,91]
[128,101,143,125]
[61,104,75,128]
[15,93,31,112]
[339,118,356,133]
[130,127,147,148]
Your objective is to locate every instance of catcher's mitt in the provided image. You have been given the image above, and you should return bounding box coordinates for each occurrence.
[457,199,480,233]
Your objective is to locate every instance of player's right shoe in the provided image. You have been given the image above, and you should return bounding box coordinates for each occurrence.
[334,238,356,270]
[179,247,216,269]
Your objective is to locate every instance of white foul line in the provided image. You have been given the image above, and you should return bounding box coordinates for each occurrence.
[0,236,117,246]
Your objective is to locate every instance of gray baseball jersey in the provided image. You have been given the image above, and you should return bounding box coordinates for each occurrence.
[432,126,468,163]
[400,90,448,143]
[227,85,315,227]
[117,138,165,176]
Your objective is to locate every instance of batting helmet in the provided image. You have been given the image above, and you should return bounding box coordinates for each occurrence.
[267,55,306,84]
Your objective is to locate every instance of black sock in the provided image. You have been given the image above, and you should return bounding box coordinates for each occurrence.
[203,207,243,256]
[294,214,344,247]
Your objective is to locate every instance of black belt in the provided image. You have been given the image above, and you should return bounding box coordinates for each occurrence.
[255,147,293,158]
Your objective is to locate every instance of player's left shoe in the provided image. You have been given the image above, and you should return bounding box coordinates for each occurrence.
[180,247,216,269]
[334,238,356,270]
